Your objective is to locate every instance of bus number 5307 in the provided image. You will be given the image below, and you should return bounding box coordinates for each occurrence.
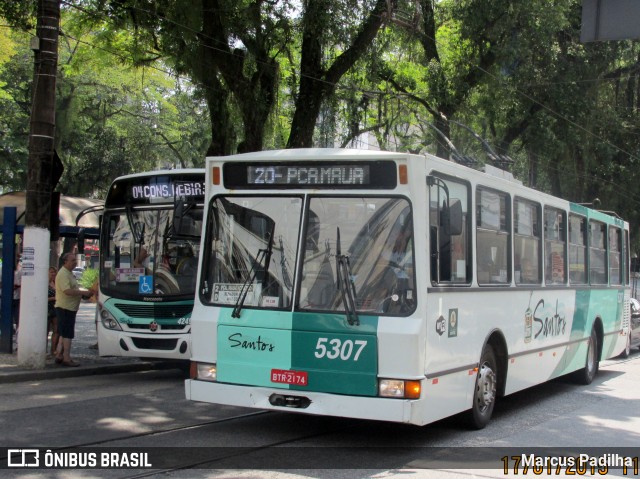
[314,338,367,361]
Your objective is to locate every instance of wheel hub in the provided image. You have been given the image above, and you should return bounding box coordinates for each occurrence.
[477,363,496,411]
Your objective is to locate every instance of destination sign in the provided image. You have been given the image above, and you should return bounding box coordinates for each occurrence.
[247,165,369,186]
[223,160,397,189]
[131,181,204,200]
[105,172,205,206]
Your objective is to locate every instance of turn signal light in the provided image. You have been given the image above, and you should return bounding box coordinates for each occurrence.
[398,164,408,184]
[404,380,421,399]
[378,379,421,399]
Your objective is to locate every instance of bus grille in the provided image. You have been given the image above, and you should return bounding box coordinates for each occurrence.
[114,303,193,319]
[131,338,178,350]
[127,323,187,331]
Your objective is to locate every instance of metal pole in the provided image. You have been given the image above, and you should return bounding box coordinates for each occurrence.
[1,207,17,353]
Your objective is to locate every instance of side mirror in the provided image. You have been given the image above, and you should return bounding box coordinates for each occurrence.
[448,199,463,236]
[441,199,462,236]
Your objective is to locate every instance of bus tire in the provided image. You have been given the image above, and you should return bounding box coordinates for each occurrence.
[573,327,599,385]
[468,345,497,429]
[619,334,631,359]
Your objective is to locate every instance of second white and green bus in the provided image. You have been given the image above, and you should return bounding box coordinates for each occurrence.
[97,169,204,360]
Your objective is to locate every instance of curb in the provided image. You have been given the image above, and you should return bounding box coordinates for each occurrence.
[0,360,185,384]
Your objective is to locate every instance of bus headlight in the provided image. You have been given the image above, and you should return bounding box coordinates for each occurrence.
[378,379,421,399]
[192,362,217,381]
[99,306,122,331]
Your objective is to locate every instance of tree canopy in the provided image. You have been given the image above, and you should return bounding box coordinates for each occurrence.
[1,0,639,248]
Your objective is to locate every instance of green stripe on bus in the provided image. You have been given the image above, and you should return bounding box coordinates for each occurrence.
[556,289,622,376]
[289,312,378,395]
[217,309,293,388]
[216,309,379,395]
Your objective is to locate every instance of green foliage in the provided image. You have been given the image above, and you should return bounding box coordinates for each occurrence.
[79,267,99,289]
[2,0,640,251]
[0,0,36,30]
[0,26,31,191]
[0,7,210,196]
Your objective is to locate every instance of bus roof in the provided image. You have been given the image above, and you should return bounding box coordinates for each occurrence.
[110,168,205,183]
[210,148,411,161]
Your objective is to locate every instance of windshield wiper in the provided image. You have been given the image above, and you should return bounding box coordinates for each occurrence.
[232,233,274,318]
[335,227,359,326]
[278,236,293,291]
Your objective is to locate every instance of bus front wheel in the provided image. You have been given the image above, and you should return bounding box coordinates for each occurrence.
[468,345,497,429]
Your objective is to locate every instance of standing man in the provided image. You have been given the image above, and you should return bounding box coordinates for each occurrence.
[54,253,90,367]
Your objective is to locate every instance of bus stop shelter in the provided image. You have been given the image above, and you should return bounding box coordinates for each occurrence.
[0,191,103,353]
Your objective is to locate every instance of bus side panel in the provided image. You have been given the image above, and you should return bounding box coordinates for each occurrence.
[592,288,625,359]
[189,301,219,362]
[376,316,426,378]
[426,290,586,398]
[603,289,627,359]
[422,293,488,417]
[421,369,477,424]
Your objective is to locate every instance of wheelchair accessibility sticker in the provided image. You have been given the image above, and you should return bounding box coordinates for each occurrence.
[139,276,153,294]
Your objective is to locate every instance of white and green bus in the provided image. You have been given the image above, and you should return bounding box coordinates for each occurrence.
[185,149,630,427]
[97,169,204,360]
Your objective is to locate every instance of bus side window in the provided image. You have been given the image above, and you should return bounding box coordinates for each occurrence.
[544,207,566,285]
[429,174,470,285]
[569,214,587,284]
[589,220,607,285]
[476,187,511,285]
[609,226,622,285]
[514,198,541,285]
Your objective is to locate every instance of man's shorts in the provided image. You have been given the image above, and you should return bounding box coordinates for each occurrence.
[55,307,77,339]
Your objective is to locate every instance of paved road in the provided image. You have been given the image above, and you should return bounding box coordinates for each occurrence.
[2,348,639,478]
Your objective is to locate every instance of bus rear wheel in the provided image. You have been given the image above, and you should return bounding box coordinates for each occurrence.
[573,328,599,385]
[468,345,497,429]
[619,333,631,359]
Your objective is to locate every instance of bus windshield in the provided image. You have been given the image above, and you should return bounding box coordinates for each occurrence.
[101,206,201,299]
[300,196,415,315]
[200,196,302,310]
[200,195,415,316]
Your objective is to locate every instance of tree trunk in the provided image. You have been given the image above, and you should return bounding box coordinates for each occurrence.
[19,0,61,369]
[26,0,60,228]
[204,75,234,157]
[288,0,394,148]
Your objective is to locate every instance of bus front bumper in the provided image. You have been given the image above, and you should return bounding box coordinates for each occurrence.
[98,327,191,360]
[184,379,428,425]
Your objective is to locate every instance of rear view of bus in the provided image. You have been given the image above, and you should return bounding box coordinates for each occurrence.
[97,170,205,360]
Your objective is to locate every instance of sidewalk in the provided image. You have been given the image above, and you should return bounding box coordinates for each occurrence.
[0,302,181,383]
